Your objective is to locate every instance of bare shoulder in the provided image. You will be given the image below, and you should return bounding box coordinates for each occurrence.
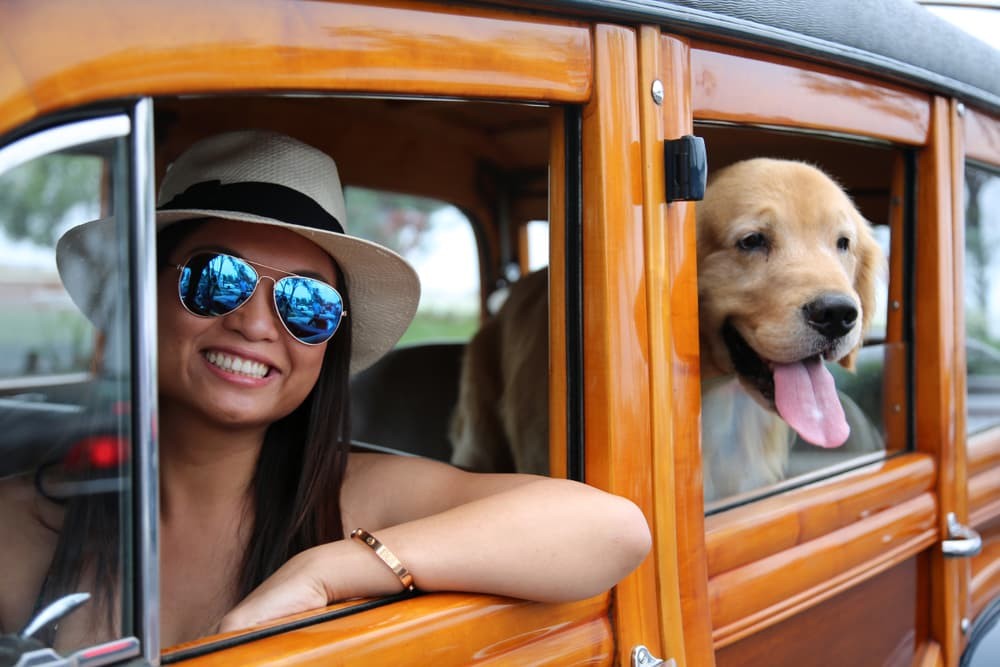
[0,475,60,633]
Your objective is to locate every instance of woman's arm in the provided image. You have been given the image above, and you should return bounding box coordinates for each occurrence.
[219,454,651,631]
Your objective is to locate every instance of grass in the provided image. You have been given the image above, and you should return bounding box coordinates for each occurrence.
[398,310,478,346]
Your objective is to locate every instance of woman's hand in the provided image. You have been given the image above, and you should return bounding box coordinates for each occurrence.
[217,536,407,633]
[217,548,331,633]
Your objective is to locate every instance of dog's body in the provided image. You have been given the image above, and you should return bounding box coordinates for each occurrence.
[450,158,885,500]
[450,268,549,474]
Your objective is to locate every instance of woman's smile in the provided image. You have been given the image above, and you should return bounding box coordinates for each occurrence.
[203,349,275,381]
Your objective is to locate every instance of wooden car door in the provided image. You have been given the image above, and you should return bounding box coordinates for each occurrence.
[642,26,975,667]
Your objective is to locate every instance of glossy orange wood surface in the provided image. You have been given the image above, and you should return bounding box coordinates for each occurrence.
[710,492,937,646]
[969,465,1000,529]
[965,106,1000,166]
[916,95,965,666]
[950,98,971,567]
[169,593,612,665]
[916,641,945,667]
[716,559,920,667]
[969,429,1000,478]
[970,519,1000,619]
[548,107,569,481]
[884,155,910,449]
[648,31,715,667]
[582,23,661,666]
[969,431,1000,532]
[705,454,936,577]
[690,44,930,145]
[0,0,591,137]
[637,27,684,666]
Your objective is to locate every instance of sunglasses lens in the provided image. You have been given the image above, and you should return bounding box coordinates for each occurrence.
[274,277,344,345]
[179,253,258,316]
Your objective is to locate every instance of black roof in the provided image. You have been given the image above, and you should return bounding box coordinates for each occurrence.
[502,0,1000,114]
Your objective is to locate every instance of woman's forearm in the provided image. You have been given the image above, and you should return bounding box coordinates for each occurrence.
[220,477,650,632]
[331,477,651,603]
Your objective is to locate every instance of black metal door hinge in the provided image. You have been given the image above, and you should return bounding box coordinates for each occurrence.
[664,135,707,202]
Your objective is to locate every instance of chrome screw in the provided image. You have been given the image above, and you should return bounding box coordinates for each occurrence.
[651,79,664,105]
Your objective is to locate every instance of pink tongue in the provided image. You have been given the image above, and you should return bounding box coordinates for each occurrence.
[773,358,849,448]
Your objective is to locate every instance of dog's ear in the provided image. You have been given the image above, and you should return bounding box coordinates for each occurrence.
[840,215,885,370]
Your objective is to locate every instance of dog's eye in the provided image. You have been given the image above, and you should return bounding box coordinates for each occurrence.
[837,237,850,251]
[737,232,768,251]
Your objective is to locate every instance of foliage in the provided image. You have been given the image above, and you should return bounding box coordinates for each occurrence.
[344,187,439,258]
[0,154,103,245]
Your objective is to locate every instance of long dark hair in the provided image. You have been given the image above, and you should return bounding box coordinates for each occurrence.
[34,218,353,641]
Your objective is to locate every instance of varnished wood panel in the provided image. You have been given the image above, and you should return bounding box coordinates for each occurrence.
[969,429,1000,477]
[582,23,660,666]
[916,641,945,667]
[0,0,591,137]
[167,593,612,666]
[715,559,919,667]
[710,492,937,646]
[548,107,568,481]
[690,44,929,145]
[970,518,1000,620]
[969,431,1000,528]
[649,32,715,667]
[915,96,966,666]
[884,153,909,449]
[705,454,935,577]
[970,467,1000,530]
[965,106,1000,167]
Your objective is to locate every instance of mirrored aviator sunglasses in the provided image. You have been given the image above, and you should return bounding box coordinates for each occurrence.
[175,252,346,345]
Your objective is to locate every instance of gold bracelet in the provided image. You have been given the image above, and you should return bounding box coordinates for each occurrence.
[350,528,415,591]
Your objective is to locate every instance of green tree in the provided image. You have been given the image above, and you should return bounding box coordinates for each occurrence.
[344,187,439,257]
[0,154,102,245]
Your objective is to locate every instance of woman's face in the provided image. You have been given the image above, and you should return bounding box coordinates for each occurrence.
[157,218,338,429]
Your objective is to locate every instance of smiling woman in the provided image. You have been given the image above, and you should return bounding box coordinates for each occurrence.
[0,128,651,652]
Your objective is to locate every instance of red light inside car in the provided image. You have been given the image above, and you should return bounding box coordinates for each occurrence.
[65,435,128,470]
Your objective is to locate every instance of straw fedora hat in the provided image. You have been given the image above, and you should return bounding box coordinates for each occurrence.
[56,129,421,374]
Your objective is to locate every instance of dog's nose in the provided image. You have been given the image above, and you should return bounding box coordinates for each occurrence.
[804,294,858,339]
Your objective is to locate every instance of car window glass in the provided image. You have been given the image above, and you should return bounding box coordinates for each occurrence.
[697,126,903,512]
[344,187,479,345]
[0,133,133,654]
[964,162,1000,435]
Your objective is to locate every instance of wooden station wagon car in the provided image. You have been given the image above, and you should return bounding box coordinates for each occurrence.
[2,0,1000,665]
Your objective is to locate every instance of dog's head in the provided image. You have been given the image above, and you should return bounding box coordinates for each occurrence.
[696,158,884,448]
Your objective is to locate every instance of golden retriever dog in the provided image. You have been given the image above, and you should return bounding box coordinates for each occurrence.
[450,267,549,474]
[697,158,885,501]
[450,158,885,501]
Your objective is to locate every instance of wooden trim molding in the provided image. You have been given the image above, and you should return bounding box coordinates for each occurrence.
[965,106,1000,167]
[582,23,660,666]
[0,0,592,137]
[705,453,936,577]
[164,593,612,665]
[710,492,937,647]
[690,43,930,145]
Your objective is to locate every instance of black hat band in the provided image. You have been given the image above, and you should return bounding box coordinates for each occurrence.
[159,180,345,234]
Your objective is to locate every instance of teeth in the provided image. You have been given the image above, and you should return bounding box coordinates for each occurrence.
[205,351,269,379]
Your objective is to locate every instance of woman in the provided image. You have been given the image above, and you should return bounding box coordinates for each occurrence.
[2,130,651,650]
